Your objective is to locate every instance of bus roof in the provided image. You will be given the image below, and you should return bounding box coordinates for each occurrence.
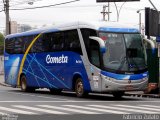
[5,21,139,39]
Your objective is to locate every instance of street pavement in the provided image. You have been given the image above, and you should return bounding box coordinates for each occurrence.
[0,75,160,120]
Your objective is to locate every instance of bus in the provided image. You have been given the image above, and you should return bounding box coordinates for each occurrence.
[4,21,149,98]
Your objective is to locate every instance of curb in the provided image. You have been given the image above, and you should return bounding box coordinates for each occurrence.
[0,82,11,87]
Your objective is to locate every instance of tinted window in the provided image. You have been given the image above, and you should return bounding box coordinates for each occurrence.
[81,28,97,49]
[5,37,24,54]
[14,37,24,54]
[64,30,82,55]
[31,35,49,53]
[90,40,100,67]
[5,38,14,54]
[81,29,100,66]
[24,36,34,53]
[50,32,64,52]
[5,30,82,54]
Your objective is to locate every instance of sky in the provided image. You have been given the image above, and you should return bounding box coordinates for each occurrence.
[0,0,160,33]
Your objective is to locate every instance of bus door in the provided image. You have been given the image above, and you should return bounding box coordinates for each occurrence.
[87,38,103,92]
[80,29,103,92]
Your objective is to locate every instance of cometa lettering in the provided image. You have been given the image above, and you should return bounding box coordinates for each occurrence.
[46,54,68,64]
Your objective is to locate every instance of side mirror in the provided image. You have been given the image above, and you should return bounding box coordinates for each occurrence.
[89,36,106,53]
[143,38,156,54]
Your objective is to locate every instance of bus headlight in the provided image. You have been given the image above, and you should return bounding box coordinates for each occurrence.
[101,74,117,82]
[142,77,148,81]
[106,76,116,81]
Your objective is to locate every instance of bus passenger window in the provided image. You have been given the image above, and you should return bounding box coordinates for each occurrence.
[30,35,45,53]
[5,37,24,54]
[64,30,82,55]
[14,37,24,54]
[50,32,64,52]
[28,34,51,53]
[5,38,14,54]
[24,36,35,53]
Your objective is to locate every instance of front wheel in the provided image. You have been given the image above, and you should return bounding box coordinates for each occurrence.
[75,78,88,97]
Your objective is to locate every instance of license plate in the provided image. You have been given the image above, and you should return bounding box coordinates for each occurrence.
[125,85,134,90]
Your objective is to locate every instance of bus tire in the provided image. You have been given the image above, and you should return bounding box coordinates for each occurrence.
[20,75,28,92]
[20,75,35,92]
[75,78,88,97]
[49,88,62,95]
[112,91,124,99]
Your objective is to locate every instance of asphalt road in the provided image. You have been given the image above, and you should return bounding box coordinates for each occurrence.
[0,85,160,120]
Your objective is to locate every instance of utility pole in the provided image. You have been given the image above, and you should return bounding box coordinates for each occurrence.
[101,5,107,21]
[3,0,10,35]
[101,2,111,21]
[108,2,110,21]
[139,12,141,33]
[137,10,142,33]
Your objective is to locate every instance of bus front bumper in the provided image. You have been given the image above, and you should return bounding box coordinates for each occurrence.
[101,75,148,92]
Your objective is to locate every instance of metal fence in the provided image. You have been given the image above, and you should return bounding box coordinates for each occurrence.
[0,55,4,75]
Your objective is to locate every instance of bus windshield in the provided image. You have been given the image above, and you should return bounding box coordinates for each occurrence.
[99,32,147,73]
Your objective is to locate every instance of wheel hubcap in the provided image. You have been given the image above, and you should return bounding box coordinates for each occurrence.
[21,78,26,90]
[77,81,83,95]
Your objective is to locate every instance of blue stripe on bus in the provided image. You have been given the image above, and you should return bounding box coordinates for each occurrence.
[101,71,148,80]
[99,27,139,33]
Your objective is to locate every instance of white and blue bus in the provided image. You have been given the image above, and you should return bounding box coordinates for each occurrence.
[4,22,148,98]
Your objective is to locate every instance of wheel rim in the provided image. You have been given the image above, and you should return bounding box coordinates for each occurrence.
[76,81,83,95]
